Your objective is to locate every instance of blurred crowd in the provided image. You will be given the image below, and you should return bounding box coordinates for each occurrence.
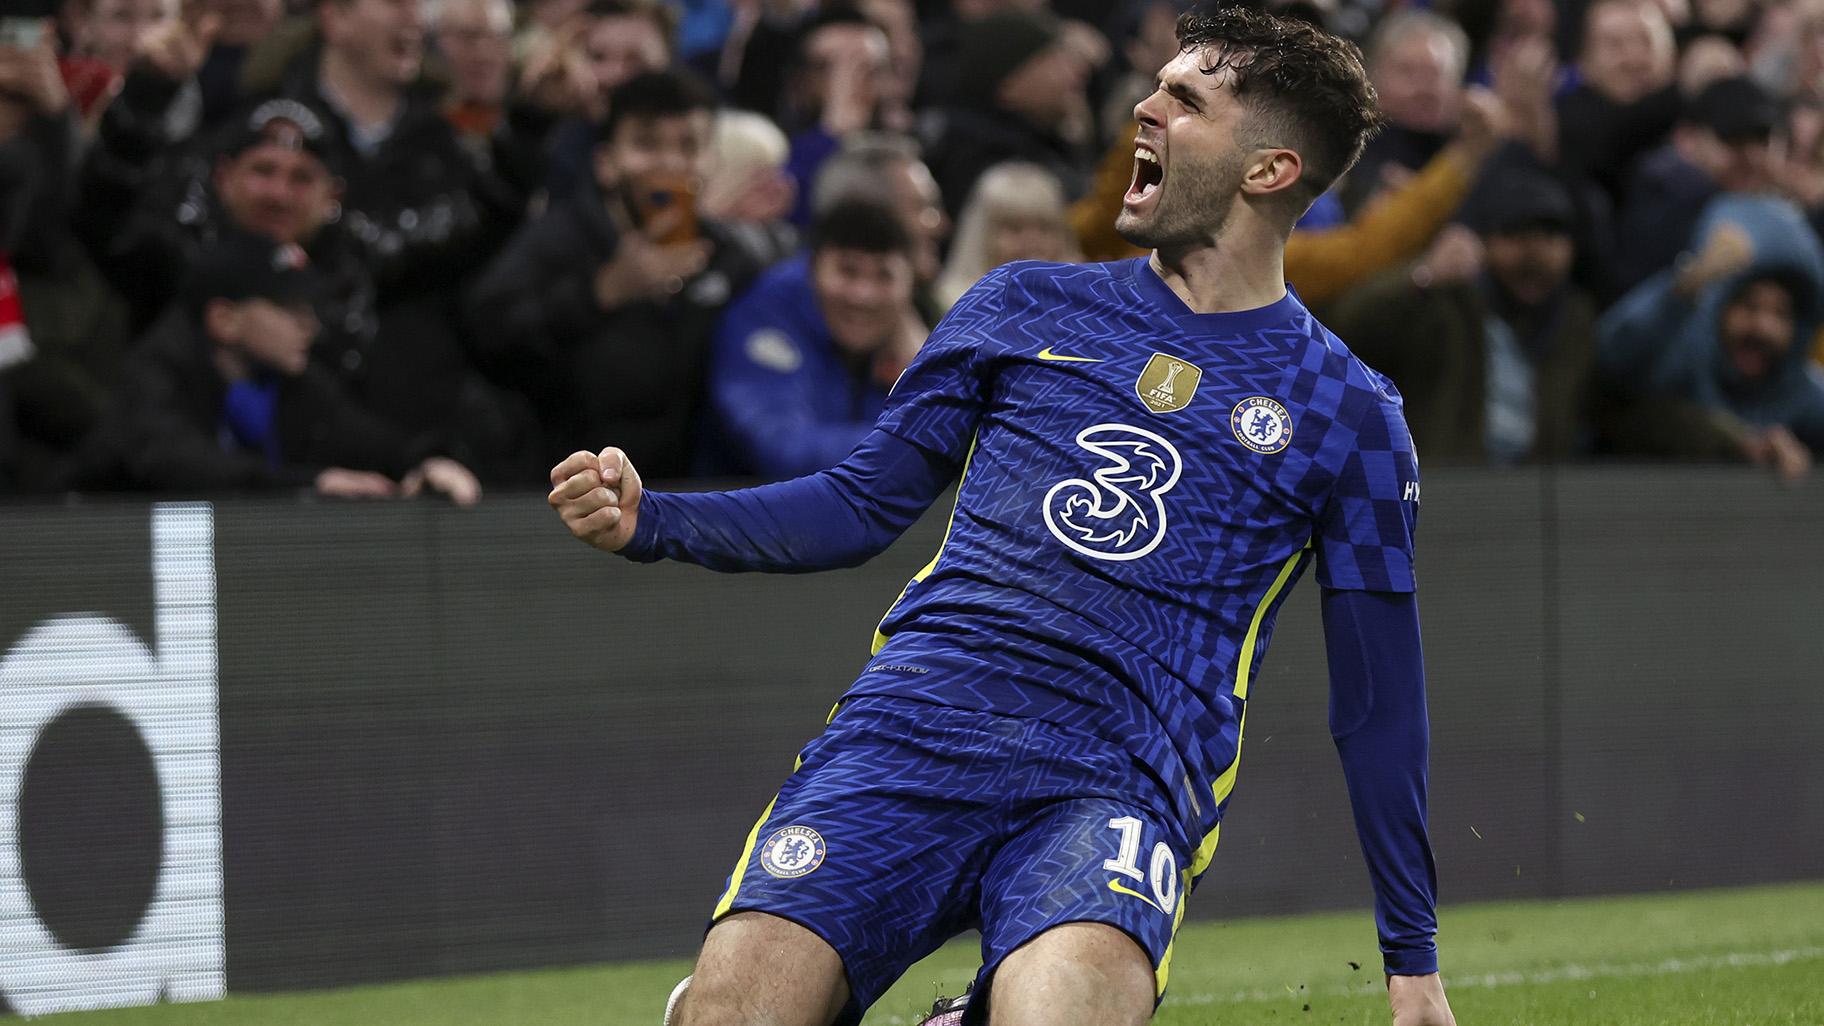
[3,0,1824,501]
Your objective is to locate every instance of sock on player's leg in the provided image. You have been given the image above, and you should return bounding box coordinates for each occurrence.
[662,975,691,1026]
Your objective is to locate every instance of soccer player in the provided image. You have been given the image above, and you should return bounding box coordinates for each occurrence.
[549,8,1455,1026]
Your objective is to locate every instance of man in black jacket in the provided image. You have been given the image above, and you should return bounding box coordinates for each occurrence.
[919,9,1094,221]
[468,70,763,481]
[80,0,552,472]
[73,231,480,502]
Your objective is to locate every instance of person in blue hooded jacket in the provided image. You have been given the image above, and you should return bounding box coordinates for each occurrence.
[699,198,921,479]
[1599,194,1824,480]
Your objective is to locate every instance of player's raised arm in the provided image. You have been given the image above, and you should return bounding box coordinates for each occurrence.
[547,429,956,572]
[546,265,1008,573]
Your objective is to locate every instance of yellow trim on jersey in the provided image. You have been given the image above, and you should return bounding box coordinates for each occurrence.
[1187,541,1312,883]
[1232,543,1311,703]
[870,435,980,654]
[711,753,804,920]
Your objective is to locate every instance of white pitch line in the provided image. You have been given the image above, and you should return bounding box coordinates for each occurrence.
[1165,946,1824,1007]
[868,946,1824,1023]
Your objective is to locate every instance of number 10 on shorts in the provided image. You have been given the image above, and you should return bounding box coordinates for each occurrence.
[1102,816,1178,914]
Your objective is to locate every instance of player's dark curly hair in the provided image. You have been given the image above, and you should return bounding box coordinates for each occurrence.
[1175,6,1384,211]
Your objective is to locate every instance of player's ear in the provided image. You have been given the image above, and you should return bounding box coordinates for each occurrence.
[1240,148,1304,199]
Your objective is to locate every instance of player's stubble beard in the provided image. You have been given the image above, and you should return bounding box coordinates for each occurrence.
[1115,146,1249,252]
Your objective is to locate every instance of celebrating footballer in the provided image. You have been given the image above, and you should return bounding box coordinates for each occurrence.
[550,6,1455,1025]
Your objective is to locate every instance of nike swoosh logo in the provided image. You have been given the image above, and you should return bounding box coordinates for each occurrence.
[1107,879,1167,913]
[1036,347,1103,363]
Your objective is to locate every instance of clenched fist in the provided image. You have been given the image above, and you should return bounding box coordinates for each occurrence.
[548,447,644,552]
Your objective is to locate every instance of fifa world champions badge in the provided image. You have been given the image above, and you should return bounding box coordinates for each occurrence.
[1136,352,1203,413]
[1231,397,1293,454]
[759,825,827,879]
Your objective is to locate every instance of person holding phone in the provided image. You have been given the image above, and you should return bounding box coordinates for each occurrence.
[467,68,765,481]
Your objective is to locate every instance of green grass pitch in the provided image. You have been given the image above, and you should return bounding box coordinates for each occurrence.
[41,882,1824,1025]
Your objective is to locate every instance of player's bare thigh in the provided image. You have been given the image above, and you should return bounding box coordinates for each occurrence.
[672,911,850,1026]
[987,922,1155,1026]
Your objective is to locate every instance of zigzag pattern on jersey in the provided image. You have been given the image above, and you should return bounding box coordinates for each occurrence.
[858,258,1420,846]
[714,698,1189,1020]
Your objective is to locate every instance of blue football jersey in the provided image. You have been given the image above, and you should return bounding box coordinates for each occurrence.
[845,257,1421,872]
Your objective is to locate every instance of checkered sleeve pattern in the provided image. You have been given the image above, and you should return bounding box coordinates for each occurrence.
[1314,387,1419,592]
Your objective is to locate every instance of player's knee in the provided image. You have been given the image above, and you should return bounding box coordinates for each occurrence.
[990,922,1155,1026]
[677,912,848,1026]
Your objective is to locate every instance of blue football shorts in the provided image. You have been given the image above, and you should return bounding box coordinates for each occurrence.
[708,695,1195,1024]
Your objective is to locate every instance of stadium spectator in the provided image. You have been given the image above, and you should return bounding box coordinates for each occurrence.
[915,0,1064,111]
[775,7,892,225]
[810,131,948,323]
[71,229,482,501]
[715,0,815,117]
[199,0,538,463]
[431,0,545,206]
[1466,0,1557,88]
[2,24,130,491]
[1677,0,1759,48]
[935,161,1080,311]
[920,8,1095,221]
[1676,33,1745,98]
[1557,0,1681,206]
[699,198,917,478]
[1329,160,1598,464]
[467,69,761,482]
[1613,75,1783,292]
[700,107,798,267]
[433,0,512,135]
[63,0,177,80]
[1344,9,1470,214]
[856,0,921,134]
[192,0,286,125]
[1600,195,1824,479]
[1071,79,1531,308]
[80,94,344,329]
[51,0,159,119]
[533,0,677,200]
[241,0,521,298]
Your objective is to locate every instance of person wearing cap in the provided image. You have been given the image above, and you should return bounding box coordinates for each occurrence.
[1328,158,1599,465]
[1612,75,1784,293]
[81,90,540,481]
[72,229,482,502]
[1599,194,1824,481]
[920,8,1096,222]
[80,95,350,333]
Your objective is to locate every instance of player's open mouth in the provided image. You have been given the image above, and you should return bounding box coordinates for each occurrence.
[1126,144,1163,209]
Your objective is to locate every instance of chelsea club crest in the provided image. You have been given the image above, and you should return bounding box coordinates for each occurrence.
[1231,397,1293,454]
[759,825,827,879]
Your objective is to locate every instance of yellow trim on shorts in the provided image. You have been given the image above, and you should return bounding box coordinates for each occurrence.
[711,753,804,920]
[1154,867,1193,995]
